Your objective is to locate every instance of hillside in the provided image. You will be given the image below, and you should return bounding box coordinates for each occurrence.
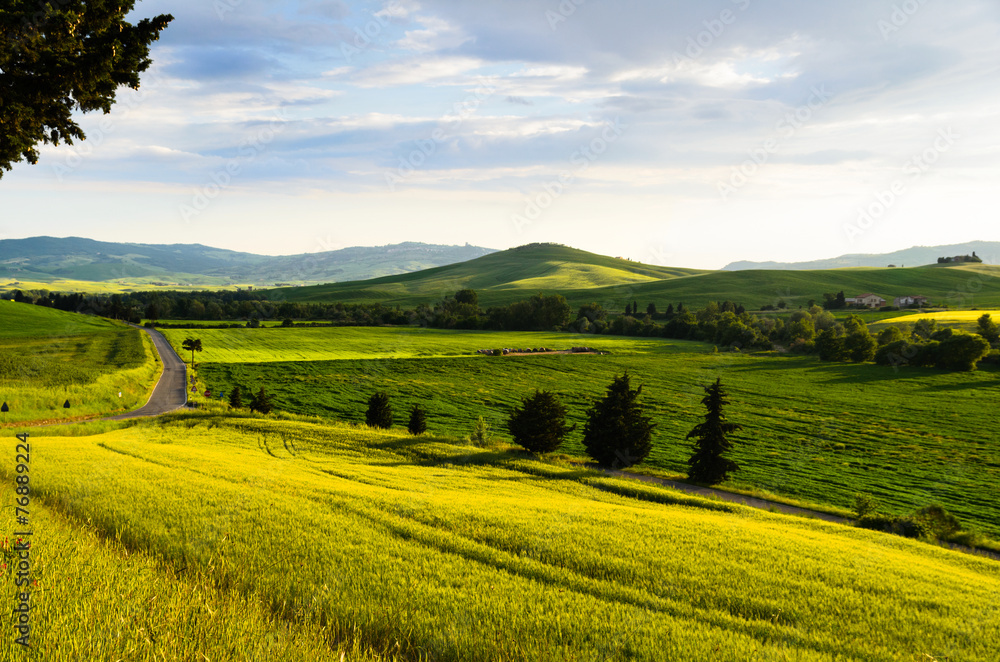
[0,236,496,288]
[6,414,999,660]
[271,243,1000,310]
[723,240,1000,270]
[271,243,710,306]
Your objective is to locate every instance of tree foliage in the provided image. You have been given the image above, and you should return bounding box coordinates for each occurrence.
[1,1,173,175]
[181,337,202,365]
[228,384,243,409]
[506,390,575,455]
[366,392,392,429]
[687,378,743,485]
[582,372,654,468]
[248,387,273,414]
[407,404,427,436]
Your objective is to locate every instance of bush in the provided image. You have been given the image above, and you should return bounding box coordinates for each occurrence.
[365,392,393,429]
[853,493,880,518]
[469,416,493,446]
[507,390,576,455]
[856,514,930,539]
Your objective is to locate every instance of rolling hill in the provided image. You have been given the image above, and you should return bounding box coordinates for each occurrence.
[723,240,1000,270]
[0,236,496,289]
[270,243,710,306]
[272,243,1000,310]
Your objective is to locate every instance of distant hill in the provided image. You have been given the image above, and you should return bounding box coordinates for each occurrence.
[0,237,496,287]
[272,243,710,306]
[272,243,1000,310]
[723,241,1000,271]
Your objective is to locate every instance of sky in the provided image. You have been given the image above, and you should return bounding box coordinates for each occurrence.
[3,0,999,269]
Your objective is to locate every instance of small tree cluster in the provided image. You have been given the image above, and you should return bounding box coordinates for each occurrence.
[582,372,655,469]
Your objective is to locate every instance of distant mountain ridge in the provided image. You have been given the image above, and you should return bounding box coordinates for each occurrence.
[0,237,497,286]
[723,241,1000,271]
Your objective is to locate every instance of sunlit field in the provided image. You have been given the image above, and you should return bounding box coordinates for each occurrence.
[4,414,998,661]
[162,325,1000,540]
[0,304,160,425]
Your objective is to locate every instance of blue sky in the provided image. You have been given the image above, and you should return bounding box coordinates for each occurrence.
[3,0,999,268]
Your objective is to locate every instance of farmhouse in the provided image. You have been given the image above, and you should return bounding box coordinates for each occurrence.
[893,295,929,308]
[846,293,887,309]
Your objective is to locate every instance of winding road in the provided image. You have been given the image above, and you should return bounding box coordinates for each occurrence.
[106,325,188,420]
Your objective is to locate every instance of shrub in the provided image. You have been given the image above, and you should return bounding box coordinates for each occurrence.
[507,390,576,455]
[469,416,493,446]
[365,392,393,429]
[853,493,880,518]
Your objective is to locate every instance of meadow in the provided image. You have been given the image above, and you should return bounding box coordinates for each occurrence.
[167,326,1000,540]
[879,310,1000,326]
[0,303,161,425]
[4,413,998,660]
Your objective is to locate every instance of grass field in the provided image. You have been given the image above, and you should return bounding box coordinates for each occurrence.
[0,303,161,425]
[164,326,1000,540]
[4,413,998,660]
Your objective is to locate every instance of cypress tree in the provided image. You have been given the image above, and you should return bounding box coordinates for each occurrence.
[228,384,243,409]
[249,387,273,414]
[507,390,575,455]
[366,392,393,429]
[582,372,655,468]
[687,378,743,484]
[407,404,427,435]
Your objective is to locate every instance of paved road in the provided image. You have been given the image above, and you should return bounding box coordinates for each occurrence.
[106,325,187,420]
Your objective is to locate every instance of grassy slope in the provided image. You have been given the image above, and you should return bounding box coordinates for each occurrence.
[270,243,1000,310]
[271,244,709,307]
[166,326,1000,539]
[0,303,161,424]
[6,414,999,661]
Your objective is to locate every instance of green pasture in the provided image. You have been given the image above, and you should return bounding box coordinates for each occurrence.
[176,325,1000,539]
[0,303,161,424]
[5,414,998,660]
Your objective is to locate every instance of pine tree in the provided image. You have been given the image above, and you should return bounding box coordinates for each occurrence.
[687,378,743,484]
[507,390,576,455]
[582,372,655,468]
[407,405,427,435]
[228,384,243,409]
[366,392,393,429]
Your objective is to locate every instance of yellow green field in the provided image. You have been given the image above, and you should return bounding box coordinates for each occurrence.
[4,413,998,660]
[879,310,1000,325]
[0,304,161,425]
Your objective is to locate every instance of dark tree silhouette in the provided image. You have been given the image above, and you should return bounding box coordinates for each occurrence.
[583,372,655,468]
[687,378,743,484]
[228,384,243,409]
[507,390,576,455]
[407,404,427,435]
[249,387,274,414]
[366,392,393,429]
[1,2,173,175]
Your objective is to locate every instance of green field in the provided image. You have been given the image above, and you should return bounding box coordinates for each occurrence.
[268,244,1000,310]
[164,326,1000,540]
[5,413,998,660]
[0,303,161,424]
